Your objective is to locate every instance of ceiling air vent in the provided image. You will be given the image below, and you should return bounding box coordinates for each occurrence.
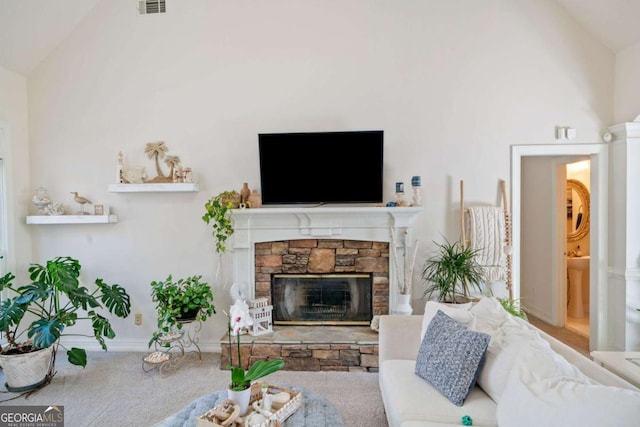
[138,0,166,15]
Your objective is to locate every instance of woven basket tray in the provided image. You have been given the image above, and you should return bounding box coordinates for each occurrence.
[197,382,302,427]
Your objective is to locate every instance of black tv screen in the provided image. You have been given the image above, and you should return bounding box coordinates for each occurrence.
[258,130,384,205]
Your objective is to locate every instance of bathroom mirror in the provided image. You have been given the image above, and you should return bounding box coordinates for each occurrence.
[566,179,590,242]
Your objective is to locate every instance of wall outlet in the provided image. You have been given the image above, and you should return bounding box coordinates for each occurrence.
[135,313,142,325]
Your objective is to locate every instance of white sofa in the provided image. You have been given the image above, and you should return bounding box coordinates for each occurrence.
[378,298,640,427]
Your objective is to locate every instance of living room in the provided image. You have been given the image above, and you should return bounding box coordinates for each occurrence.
[1,0,640,425]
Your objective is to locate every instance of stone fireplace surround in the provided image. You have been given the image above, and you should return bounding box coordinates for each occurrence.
[255,239,389,321]
[222,206,423,371]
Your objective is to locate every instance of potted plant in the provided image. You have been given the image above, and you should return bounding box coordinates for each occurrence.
[202,190,240,254]
[0,256,131,391]
[149,274,216,347]
[421,239,485,303]
[498,297,528,320]
[225,299,284,415]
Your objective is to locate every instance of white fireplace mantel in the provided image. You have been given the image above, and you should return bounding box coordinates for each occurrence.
[231,206,424,311]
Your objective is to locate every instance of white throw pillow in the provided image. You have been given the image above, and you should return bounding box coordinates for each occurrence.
[476,317,540,403]
[496,339,640,426]
[420,301,474,339]
[469,296,510,334]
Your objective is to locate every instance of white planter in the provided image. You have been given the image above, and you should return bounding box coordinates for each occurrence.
[395,294,413,315]
[0,346,53,392]
[227,385,252,415]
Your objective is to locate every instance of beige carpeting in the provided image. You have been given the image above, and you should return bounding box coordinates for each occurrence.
[0,351,389,427]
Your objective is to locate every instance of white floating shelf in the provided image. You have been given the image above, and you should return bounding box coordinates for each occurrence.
[26,215,119,225]
[108,183,199,193]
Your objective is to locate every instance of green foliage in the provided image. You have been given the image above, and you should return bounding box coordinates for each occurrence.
[202,190,239,254]
[421,239,485,303]
[0,256,131,370]
[149,274,216,347]
[498,297,528,320]
[229,359,285,391]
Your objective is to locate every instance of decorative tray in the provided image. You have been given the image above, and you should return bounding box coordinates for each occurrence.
[197,382,302,427]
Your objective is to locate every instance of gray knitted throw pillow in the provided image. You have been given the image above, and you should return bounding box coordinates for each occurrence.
[415,309,491,406]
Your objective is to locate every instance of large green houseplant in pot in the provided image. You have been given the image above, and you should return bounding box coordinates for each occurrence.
[421,239,486,303]
[0,256,131,391]
[149,274,216,347]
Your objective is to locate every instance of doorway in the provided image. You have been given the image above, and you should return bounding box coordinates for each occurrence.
[565,160,591,338]
[511,144,608,351]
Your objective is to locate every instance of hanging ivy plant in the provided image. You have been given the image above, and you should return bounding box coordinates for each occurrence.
[202,190,240,254]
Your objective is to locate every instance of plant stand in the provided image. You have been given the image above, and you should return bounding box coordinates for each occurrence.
[142,320,202,376]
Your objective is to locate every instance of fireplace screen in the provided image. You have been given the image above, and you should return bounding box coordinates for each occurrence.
[271,274,372,325]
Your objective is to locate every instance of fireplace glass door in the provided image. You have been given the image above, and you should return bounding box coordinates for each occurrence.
[271,274,372,325]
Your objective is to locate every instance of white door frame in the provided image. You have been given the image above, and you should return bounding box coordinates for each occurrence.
[511,143,608,350]
[0,121,16,277]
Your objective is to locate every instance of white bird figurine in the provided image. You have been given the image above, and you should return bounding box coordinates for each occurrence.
[71,192,92,214]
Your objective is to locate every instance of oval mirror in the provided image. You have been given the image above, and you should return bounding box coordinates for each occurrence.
[566,179,590,242]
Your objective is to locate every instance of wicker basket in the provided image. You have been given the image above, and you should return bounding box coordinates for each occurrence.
[197,382,302,427]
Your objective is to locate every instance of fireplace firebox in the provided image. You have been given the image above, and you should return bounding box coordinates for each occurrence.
[271,274,372,325]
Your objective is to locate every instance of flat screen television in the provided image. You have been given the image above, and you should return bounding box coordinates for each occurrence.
[258,130,384,205]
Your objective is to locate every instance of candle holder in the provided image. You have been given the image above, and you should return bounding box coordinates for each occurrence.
[411,176,422,206]
[395,182,406,206]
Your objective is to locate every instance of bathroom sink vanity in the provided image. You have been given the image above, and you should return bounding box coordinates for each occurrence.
[567,256,589,318]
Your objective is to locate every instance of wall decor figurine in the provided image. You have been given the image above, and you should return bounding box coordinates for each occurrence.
[248,189,262,208]
[122,166,147,184]
[71,192,92,215]
[241,182,251,205]
[117,143,191,184]
[164,155,181,181]
[145,141,172,183]
[46,203,65,216]
[143,141,190,184]
[117,151,125,183]
[182,167,193,183]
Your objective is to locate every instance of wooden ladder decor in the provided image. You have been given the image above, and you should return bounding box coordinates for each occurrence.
[460,179,513,299]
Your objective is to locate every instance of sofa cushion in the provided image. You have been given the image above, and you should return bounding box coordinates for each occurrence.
[468,296,510,334]
[497,339,640,426]
[415,310,491,406]
[380,359,497,427]
[475,315,541,403]
[420,301,475,340]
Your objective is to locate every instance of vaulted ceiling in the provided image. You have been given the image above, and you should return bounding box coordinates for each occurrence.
[1,0,639,76]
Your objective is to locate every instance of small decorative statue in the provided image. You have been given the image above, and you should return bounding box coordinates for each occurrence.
[117,151,124,183]
[240,182,251,205]
[143,142,186,184]
[248,189,262,208]
[71,192,92,215]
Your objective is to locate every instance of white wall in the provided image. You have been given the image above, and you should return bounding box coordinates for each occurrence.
[24,0,615,350]
[614,41,640,123]
[0,65,32,278]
